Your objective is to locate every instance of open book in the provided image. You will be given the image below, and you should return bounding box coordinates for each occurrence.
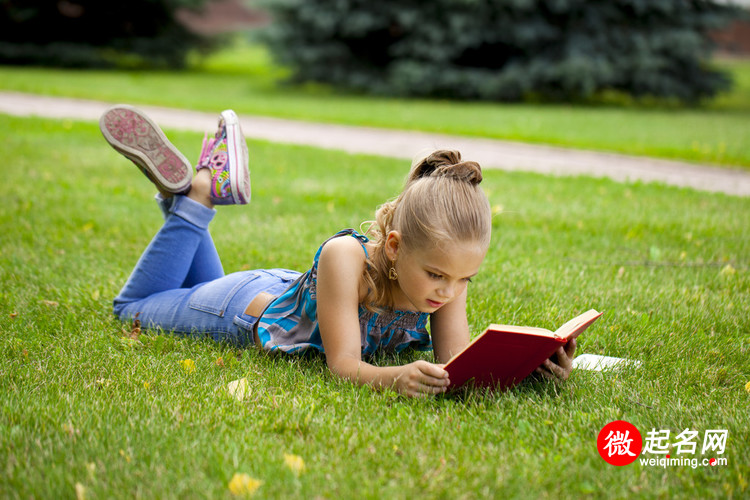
[445,309,603,390]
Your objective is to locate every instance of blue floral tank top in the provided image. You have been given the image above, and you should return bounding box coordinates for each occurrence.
[255,229,432,355]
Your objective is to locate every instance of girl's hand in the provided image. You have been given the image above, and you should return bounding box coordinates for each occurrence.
[394,360,450,397]
[535,338,577,382]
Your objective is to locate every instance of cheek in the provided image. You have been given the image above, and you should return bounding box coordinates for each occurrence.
[410,274,433,293]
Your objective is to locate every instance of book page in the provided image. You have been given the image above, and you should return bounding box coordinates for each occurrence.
[487,325,554,337]
[554,309,602,340]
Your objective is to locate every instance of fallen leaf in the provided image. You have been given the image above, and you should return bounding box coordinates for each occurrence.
[228,473,262,497]
[42,300,59,307]
[75,482,86,500]
[215,357,225,367]
[745,381,750,393]
[720,264,736,277]
[9,312,18,318]
[129,319,141,340]
[227,378,250,401]
[284,453,306,476]
[180,359,196,374]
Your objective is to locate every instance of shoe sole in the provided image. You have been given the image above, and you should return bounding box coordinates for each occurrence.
[100,105,193,193]
[221,110,251,204]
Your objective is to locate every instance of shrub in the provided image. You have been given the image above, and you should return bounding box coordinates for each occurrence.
[0,0,214,68]
[260,0,744,103]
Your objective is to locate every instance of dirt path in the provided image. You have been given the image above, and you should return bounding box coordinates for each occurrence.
[2,91,749,196]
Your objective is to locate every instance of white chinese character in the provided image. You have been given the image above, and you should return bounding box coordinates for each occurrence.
[603,430,637,457]
[702,430,728,455]
[642,429,670,455]
[673,428,699,455]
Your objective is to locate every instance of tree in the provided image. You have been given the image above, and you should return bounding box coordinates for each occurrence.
[0,0,214,68]
[260,0,744,102]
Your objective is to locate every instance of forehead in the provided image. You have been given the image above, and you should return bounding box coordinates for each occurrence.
[411,240,486,275]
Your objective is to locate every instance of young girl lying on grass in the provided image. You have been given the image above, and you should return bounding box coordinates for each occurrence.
[100,105,576,397]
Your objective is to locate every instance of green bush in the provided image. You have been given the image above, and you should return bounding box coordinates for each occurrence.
[261,0,743,103]
[0,0,214,68]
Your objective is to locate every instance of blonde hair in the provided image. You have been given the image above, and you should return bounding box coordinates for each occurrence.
[362,150,492,311]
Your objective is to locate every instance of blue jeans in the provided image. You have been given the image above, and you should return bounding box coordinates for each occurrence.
[113,195,300,346]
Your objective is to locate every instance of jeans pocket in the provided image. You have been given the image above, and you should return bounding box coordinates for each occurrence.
[233,314,258,332]
[188,272,261,317]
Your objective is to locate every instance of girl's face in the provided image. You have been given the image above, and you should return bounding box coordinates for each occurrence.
[386,235,486,313]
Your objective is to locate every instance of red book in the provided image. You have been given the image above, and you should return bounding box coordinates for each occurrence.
[445,309,603,390]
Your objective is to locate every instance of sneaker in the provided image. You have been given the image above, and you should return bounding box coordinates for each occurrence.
[100,105,193,194]
[196,109,250,205]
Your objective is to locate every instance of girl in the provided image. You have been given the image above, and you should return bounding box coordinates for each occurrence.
[101,105,575,398]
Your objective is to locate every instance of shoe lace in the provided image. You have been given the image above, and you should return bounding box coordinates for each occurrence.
[197,125,228,170]
[197,132,218,169]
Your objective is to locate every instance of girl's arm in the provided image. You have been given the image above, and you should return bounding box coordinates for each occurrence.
[316,237,450,397]
[429,289,471,364]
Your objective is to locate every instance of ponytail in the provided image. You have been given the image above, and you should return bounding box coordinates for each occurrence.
[362,150,491,311]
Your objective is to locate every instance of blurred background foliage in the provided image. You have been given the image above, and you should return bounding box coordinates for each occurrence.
[0,0,747,102]
[0,0,216,68]
[260,0,745,103]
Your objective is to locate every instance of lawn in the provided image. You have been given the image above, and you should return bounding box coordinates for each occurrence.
[0,41,749,168]
[0,114,748,499]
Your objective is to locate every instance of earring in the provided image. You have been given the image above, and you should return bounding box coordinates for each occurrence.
[388,261,398,280]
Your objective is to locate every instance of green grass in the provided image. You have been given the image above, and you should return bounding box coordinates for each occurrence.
[0,41,749,168]
[1,115,749,499]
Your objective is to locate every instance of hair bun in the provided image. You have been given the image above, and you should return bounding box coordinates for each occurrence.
[410,150,483,185]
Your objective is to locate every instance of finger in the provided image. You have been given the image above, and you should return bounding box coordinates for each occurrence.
[555,346,572,370]
[420,374,450,388]
[535,365,554,380]
[404,382,443,397]
[418,382,448,395]
[543,359,565,378]
[565,338,577,357]
[417,361,449,379]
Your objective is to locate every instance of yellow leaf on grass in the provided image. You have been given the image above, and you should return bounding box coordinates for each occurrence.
[227,377,250,401]
[720,264,736,277]
[75,482,86,500]
[228,473,262,497]
[284,453,306,476]
[745,381,750,393]
[180,359,196,374]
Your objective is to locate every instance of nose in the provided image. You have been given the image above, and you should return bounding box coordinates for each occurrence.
[437,282,456,300]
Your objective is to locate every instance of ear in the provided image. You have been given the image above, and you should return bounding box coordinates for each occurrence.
[383,231,401,261]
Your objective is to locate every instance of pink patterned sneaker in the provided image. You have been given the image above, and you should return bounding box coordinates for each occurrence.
[196,110,250,205]
[100,105,193,194]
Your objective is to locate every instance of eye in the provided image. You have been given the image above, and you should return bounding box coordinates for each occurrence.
[463,277,473,283]
[427,272,443,280]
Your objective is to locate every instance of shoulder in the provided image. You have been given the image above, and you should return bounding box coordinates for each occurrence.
[319,234,368,270]
[317,234,368,303]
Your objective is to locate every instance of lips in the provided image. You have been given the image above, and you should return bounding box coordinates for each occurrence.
[427,299,444,309]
